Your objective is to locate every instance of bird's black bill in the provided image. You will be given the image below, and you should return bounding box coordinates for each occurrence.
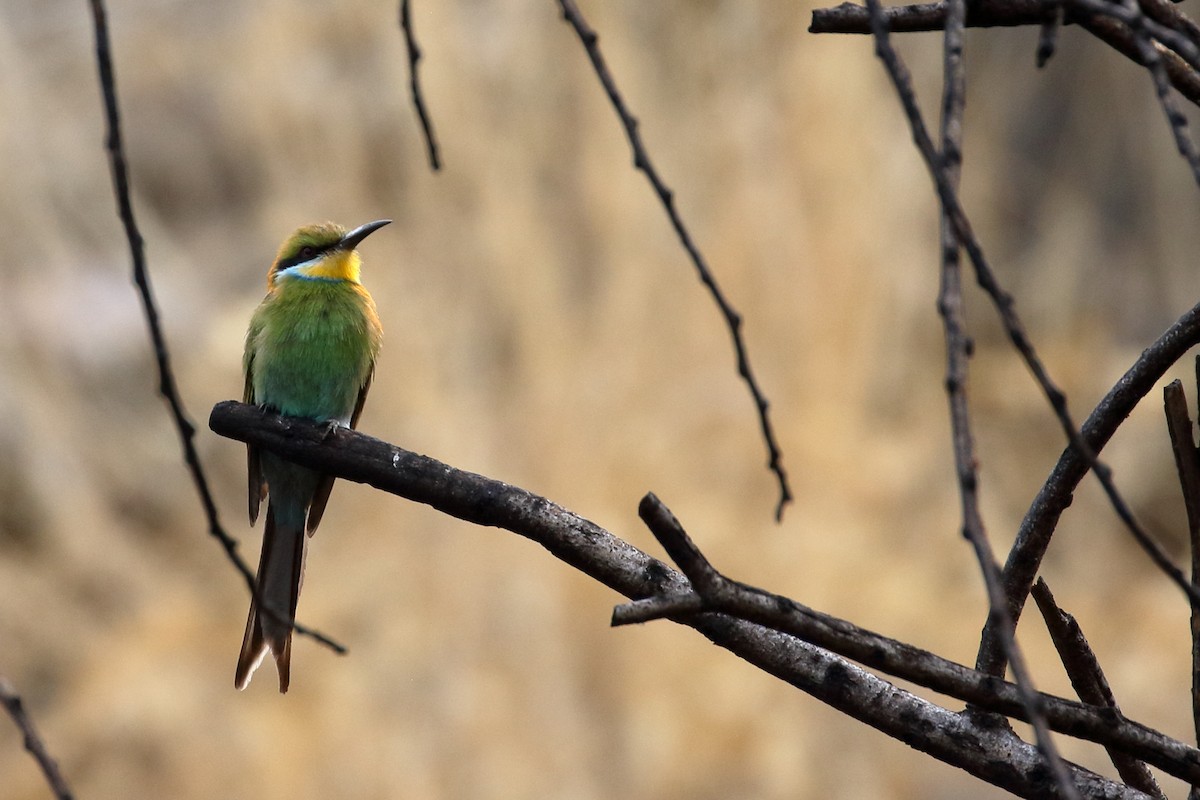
[339,219,392,250]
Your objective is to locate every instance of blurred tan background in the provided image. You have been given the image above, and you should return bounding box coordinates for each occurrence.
[3,1,1200,797]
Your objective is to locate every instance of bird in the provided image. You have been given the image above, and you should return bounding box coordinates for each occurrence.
[235,219,389,692]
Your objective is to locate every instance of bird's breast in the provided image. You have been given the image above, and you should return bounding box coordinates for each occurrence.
[250,282,381,422]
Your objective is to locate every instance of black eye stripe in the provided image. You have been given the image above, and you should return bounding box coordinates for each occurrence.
[275,242,336,271]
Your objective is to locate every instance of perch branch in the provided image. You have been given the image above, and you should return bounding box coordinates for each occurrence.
[209,402,1200,791]
[0,677,73,800]
[86,0,343,655]
[555,0,791,521]
[399,0,441,170]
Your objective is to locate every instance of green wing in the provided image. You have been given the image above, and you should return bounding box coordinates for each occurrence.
[305,364,374,536]
[244,321,267,525]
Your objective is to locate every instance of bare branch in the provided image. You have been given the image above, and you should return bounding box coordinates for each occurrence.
[810,0,1200,106]
[866,3,1100,793]
[827,0,1200,679]
[1033,579,1164,797]
[209,402,1200,792]
[622,493,1200,787]
[1099,0,1200,188]
[399,0,441,170]
[85,0,343,655]
[928,5,1075,787]
[554,0,791,521]
[0,677,74,800]
[1138,0,1200,47]
[811,0,1058,32]
[1070,0,1200,72]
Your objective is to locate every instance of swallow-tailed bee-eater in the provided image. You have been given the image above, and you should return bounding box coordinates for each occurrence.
[235,219,388,692]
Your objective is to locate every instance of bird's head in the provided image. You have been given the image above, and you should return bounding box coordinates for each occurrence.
[268,219,391,288]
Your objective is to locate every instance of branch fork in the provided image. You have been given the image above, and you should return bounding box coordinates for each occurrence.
[613,494,756,626]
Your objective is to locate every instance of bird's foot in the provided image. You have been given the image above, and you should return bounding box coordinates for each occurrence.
[320,420,343,441]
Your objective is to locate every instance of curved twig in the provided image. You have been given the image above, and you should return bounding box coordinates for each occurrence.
[399,0,441,170]
[977,299,1200,674]
[555,0,791,521]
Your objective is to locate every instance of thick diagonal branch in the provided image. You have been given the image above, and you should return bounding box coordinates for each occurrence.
[210,401,1200,794]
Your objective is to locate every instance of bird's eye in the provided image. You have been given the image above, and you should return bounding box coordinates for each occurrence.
[298,245,317,260]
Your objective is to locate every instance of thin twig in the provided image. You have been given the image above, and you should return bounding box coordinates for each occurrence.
[1068,0,1200,72]
[1138,0,1200,47]
[0,677,73,800]
[919,0,1078,792]
[555,0,791,521]
[859,1,1198,786]
[85,0,344,655]
[1108,0,1200,189]
[399,0,441,170]
[208,401,1197,793]
[1032,579,1164,797]
[1071,11,1200,106]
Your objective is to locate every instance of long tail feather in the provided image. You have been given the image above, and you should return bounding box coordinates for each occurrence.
[235,503,306,692]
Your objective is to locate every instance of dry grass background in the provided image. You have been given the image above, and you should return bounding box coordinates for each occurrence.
[3,1,1200,797]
